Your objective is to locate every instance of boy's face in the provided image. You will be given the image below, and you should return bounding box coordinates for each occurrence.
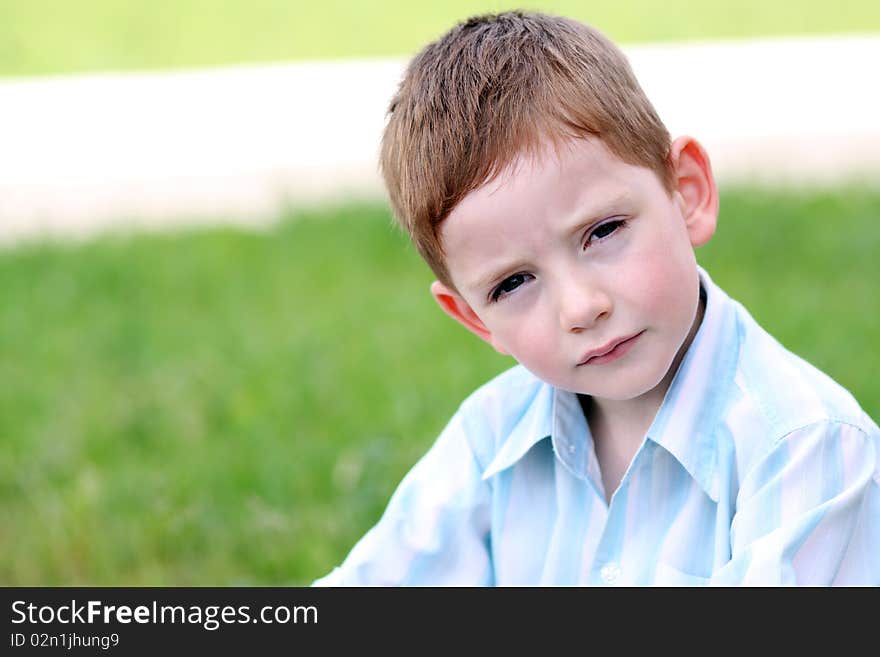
[431,135,718,402]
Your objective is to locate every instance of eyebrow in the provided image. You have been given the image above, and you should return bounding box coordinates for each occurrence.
[474,262,531,298]
[472,190,631,295]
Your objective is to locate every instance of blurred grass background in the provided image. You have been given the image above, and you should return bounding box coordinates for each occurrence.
[1,0,880,76]
[1,2,879,584]
[2,189,878,585]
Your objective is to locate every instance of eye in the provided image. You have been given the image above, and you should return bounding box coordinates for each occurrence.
[490,272,533,302]
[584,219,626,249]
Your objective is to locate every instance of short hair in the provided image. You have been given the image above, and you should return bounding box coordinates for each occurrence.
[379,11,675,289]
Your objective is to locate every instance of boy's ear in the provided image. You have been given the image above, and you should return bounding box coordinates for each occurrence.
[430,281,510,355]
[669,136,719,247]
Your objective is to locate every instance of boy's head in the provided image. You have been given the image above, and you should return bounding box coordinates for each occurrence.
[380,11,676,289]
[381,11,719,401]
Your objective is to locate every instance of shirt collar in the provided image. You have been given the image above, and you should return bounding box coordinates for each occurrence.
[481,266,740,502]
[481,382,554,481]
[643,266,740,502]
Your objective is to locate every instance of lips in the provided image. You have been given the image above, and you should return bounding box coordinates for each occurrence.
[577,330,644,366]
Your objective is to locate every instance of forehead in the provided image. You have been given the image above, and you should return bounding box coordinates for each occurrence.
[440,137,658,272]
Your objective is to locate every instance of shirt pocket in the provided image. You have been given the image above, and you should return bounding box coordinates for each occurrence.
[654,561,711,587]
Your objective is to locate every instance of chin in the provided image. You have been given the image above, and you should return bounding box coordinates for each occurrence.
[579,362,672,401]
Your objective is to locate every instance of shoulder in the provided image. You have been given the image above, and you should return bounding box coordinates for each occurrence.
[722,294,878,469]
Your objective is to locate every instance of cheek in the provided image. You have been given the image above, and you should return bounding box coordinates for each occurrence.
[494,314,555,364]
[620,226,698,327]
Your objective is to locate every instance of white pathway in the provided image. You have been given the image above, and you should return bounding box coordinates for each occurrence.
[1,36,878,245]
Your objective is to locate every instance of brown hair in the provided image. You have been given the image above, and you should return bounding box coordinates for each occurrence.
[379,11,674,288]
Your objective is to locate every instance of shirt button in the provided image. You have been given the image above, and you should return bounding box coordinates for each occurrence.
[600,562,621,584]
[567,443,575,453]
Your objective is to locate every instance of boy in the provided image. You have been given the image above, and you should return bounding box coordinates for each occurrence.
[313,11,879,585]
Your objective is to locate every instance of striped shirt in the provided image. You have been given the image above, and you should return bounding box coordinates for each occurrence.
[313,267,880,586]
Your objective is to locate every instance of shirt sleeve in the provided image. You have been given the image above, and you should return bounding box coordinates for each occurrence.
[311,406,494,586]
[710,418,880,586]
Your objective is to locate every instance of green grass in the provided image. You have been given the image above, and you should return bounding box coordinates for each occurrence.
[2,0,879,77]
[1,186,878,585]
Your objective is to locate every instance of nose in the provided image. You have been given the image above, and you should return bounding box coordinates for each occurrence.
[557,272,612,333]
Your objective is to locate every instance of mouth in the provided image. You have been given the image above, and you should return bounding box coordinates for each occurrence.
[577,330,645,366]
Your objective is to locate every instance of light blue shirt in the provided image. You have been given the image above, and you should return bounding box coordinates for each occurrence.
[314,267,880,586]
